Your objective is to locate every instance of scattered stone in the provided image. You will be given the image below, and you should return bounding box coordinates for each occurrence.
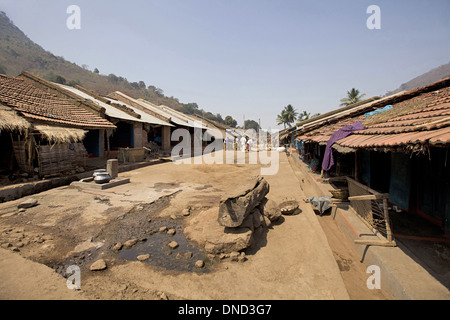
[259,198,282,222]
[182,207,191,216]
[18,198,38,209]
[159,226,168,233]
[112,242,123,251]
[238,252,246,263]
[167,228,176,236]
[184,251,193,259]
[195,260,205,268]
[176,253,183,259]
[168,241,179,249]
[1,243,12,249]
[90,259,107,271]
[219,253,228,260]
[170,214,177,220]
[18,208,26,213]
[159,292,168,300]
[229,251,240,262]
[137,254,150,261]
[123,239,138,248]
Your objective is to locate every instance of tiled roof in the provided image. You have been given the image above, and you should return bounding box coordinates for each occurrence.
[0,74,115,129]
[297,77,450,149]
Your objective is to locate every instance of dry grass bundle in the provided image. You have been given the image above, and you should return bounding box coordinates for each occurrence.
[0,104,31,132]
[34,124,87,143]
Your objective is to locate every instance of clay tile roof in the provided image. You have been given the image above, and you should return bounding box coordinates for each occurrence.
[298,77,450,150]
[0,74,115,129]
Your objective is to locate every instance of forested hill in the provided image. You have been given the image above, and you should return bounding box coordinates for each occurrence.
[386,61,450,96]
[0,11,228,124]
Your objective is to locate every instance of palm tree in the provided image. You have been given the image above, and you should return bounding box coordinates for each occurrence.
[298,110,311,121]
[340,88,366,107]
[276,104,298,128]
[276,110,288,129]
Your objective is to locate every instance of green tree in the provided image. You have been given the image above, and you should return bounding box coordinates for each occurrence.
[276,104,298,128]
[93,68,99,74]
[224,115,237,128]
[108,73,119,83]
[298,110,310,121]
[180,103,199,115]
[244,119,260,131]
[339,88,366,107]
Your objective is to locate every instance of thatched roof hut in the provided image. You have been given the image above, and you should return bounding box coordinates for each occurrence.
[33,124,87,144]
[0,103,31,133]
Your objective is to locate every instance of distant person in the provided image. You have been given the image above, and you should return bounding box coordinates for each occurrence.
[248,138,253,151]
[225,136,229,150]
[240,136,246,152]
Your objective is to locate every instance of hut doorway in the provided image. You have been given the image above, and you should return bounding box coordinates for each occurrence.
[109,122,133,150]
[83,130,101,157]
[0,131,17,182]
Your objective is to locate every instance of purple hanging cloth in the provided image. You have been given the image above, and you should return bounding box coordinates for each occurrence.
[322,121,365,171]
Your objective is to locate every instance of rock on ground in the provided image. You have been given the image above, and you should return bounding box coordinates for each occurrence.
[258,198,282,222]
[218,176,270,227]
[184,208,253,254]
[18,198,38,209]
[89,259,107,271]
[137,254,150,261]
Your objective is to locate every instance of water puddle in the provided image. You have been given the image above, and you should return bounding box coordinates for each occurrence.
[117,218,211,273]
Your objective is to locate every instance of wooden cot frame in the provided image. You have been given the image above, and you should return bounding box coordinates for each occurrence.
[345,177,397,247]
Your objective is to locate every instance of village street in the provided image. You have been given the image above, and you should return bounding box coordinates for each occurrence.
[0,152,391,300]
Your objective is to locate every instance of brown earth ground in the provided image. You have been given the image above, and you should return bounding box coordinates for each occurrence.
[0,152,392,300]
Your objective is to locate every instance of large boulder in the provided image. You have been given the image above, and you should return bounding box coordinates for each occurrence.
[184,208,253,254]
[258,198,282,222]
[218,176,270,228]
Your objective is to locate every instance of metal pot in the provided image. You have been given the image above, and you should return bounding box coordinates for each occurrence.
[93,169,107,177]
[94,172,111,184]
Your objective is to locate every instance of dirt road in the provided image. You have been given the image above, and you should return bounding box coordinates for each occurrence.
[0,152,391,300]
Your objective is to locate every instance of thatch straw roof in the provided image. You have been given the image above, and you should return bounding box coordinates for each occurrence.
[0,103,31,132]
[34,124,87,144]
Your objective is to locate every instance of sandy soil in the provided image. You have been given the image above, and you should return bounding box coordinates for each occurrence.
[0,152,393,300]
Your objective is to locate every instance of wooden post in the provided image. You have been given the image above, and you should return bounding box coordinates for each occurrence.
[354,149,360,182]
[106,130,111,159]
[383,198,393,242]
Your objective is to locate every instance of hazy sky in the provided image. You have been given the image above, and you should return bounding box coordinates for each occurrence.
[1,0,450,130]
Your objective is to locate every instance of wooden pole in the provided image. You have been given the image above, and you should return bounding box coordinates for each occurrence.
[383,198,393,242]
[106,130,111,159]
[354,149,360,182]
